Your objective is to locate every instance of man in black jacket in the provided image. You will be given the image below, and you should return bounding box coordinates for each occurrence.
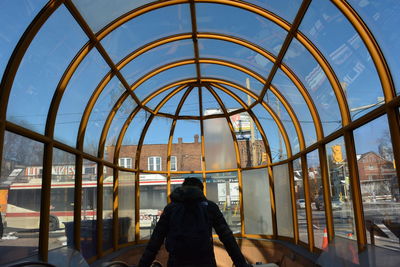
[138,177,251,267]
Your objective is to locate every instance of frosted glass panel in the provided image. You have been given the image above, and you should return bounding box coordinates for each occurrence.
[243,169,273,235]
[204,118,236,170]
[273,164,294,237]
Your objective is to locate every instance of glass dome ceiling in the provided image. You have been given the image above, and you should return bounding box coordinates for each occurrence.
[1,0,400,264]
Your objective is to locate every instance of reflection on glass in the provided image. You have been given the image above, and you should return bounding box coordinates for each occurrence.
[307,150,326,249]
[293,157,308,244]
[140,173,167,239]
[244,0,302,23]
[118,171,135,244]
[103,167,113,252]
[353,115,400,251]
[274,164,294,238]
[326,137,357,241]
[243,169,273,235]
[206,172,241,234]
[49,149,75,251]
[0,132,43,265]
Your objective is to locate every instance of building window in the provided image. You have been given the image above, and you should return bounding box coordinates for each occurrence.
[119,158,132,168]
[148,156,162,171]
[171,156,177,171]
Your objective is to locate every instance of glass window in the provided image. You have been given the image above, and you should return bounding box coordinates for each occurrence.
[118,171,135,244]
[178,88,200,117]
[201,87,223,115]
[274,164,294,238]
[243,169,273,235]
[148,157,162,171]
[103,166,113,252]
[244,0,303,23]
[206,172,241,234]
[354,115,400,251]
[170,156,177,171]
[6,6,87,134]
[0,132,44,265]
[140,173,166,239]
[158,89,187,115]
[293,157,308,244]
[119,158,132,169]
[326,137,357,241]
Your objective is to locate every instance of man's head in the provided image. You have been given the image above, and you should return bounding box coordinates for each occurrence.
[182,177,204,191]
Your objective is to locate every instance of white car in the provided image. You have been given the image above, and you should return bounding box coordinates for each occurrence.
[297,199,306,209]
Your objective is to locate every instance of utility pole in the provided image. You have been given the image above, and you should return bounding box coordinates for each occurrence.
[246,78,257,165]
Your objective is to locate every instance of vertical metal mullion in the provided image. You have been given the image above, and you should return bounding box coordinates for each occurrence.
[198,87,207,194]
[386,107,400,189]
[96,162,104,257]
[113,168,119,249]
[268,165,277,238]
[74,154,83,251]
[318,145,334,241]
[288,161,299,244]
[301,154,314,251]
[344,131,367,251]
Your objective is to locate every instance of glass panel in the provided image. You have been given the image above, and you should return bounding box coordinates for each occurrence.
[326,137,356,240]
[265,90,300,154]
[307,149,326,249]
[293,157,308,244]
[105,96,136,150]
[201,63,264,95]
[55,49,109,147]
[171,120,202,172]
[101,4,191,62]
[202,87,223,115]
[0,132,43,265]
[243,169,273,235]
[140,173,167,239]
[178,88,200,117]
[120,39,194,83]
[7,6,87,134]
[244,0,303,23]
[272,69,317,147]
[283,39,341,135]
[80,159,97,259]
[197,3,287,56]
[103,167,113,252]
[0,0,47,81]
[140,117,173,172]
[107,110,150,168]
[118,171,135,244]
[212,84,256,110]
[300,0,384,120]
[85,77,126,156]
[206,172,241,234]
[158,90,186,115]
[252,104,287,162]
[49,149,75,251]
[348,0,400,94]
[204,118,237,170]
[198,39,272,77]
[354,115,400,251]
[230,112,266,167]
[133,64,196,101]
[72,0,154,33]
[274,164,294,237]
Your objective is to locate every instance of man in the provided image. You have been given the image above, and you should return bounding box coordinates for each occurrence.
[138,177,251,267]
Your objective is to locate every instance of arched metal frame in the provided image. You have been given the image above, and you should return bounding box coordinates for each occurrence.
[0,0,399,263]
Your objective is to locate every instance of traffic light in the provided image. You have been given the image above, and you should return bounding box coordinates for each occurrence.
[332,145,343,163]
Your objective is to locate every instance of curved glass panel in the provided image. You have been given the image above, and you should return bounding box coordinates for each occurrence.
[6,6,87,134]
[171,120,202,172]
[213,87,245,110]
[252,104,287,162]
[213,84,257,106]
[105,96,137,150]
[118,171,135,244]
[204,118,237,170]
[201,64,264,95]
[158,90,186,115]
[283,39,341,135]
[114,110,149,169]
[72,0,154,33]
[265,90,300,154]
[348,0,400,94]
[0,0,47,81]
[145,87,177,111]
[103,166,114,252]
[179,88,200,117]
[101,4,191,62]
[274,163,294,237]
[198,39,272,77]
[243,168,273,235]
[85,77,125,156]
[202,87,223,115]
[244,0,303,23]
[133,64,196,100]
[55,49,110,147]
[300,0,384,120]
[196,3,287,56]
[120,39,194,83]
[272,69,317,146]
[293,157,308,244]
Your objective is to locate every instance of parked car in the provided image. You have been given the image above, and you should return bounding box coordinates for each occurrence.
[315,195,342,210]
[297,199,306,209]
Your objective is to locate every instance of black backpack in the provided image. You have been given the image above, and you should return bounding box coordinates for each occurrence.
[165,200,213,260]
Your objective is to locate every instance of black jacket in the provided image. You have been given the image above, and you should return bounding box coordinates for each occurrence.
[138,186,249,267]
